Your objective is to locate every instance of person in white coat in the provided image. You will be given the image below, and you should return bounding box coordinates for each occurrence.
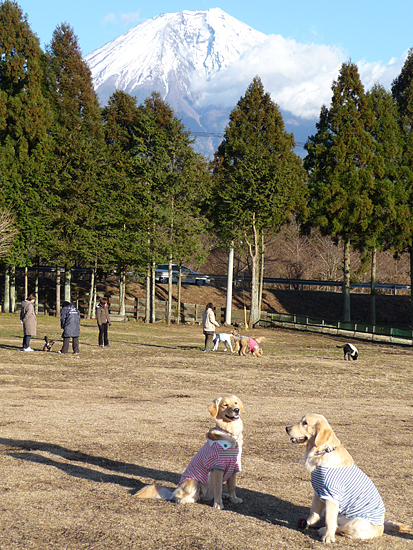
[202,302,219,351]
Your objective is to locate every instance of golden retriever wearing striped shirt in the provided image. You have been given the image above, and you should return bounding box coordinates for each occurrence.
[286,413,412,543]
[136,396,244,510]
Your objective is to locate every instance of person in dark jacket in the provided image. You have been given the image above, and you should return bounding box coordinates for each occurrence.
[58,301,80,354]
[96,297,111,348]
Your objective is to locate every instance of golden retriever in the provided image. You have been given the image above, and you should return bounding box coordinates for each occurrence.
[286,413,412,543]
[136,395,244,510]
[233,335,265,357]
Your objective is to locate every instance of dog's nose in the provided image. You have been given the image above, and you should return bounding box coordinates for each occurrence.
[234,408,239,414]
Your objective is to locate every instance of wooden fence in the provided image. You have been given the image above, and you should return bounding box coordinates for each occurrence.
[107,296,248,325]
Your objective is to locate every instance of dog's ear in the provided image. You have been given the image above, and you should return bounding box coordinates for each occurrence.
[208,398,222,419]
[314,419,340,448]
[235,396,245,413]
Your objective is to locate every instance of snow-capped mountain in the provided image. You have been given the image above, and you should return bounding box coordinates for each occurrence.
[85,9,316,157]
[85,9,267,155]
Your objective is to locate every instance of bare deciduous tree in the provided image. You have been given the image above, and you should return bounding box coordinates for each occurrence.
[0,211,17,257]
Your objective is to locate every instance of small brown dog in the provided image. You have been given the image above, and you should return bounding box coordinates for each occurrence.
[136,395,244,509]
[233,335,265,356]
[286,413,412,543]
[42,336,55,352]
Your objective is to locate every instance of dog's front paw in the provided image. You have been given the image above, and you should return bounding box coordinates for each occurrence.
[319,527,335,544]
[229,496,243,504]
[213,501,224,510]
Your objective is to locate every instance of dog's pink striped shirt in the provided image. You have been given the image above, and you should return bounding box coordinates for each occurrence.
[178,439,242,486]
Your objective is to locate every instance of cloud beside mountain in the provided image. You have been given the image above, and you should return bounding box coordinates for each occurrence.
[193,34,407,120]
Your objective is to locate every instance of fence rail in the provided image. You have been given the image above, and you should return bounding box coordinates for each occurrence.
[257,311,413,345]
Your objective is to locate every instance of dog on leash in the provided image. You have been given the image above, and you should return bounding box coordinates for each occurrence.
[286,413,412,543]
[233,335,265,357]
[136,395,244,510]
[337,343,358,361]
[212,331,239,352]
[42,336,55,352]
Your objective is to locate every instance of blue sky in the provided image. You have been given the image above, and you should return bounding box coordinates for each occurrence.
[17,0,412,62]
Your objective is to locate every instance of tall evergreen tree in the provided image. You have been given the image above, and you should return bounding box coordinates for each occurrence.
[134,92,211,323]
[211,77,306,326]
[0,0,52,310]
[305,62,374,322]
[362,84,405,324]
[44,23,106,312]
[391,48,413,324]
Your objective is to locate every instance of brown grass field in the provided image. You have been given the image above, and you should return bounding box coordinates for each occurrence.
[1,314,412,549]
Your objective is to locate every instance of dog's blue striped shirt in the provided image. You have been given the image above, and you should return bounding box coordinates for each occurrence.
[311,464,385,526]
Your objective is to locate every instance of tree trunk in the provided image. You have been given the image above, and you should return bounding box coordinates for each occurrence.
[3,264,10,313]
[56,267,61,317]
[64,267,71,302]
[92,275,97,319]
[167,258,173,325]
[145,265,150,323]
[177,265,182,325]
[370,248,376,326]
[35,261,39,314]
[258,233,265,318]
[87,267,96,319]
[24,266,28,300]
[151,262,156,323]
[410,248,413,329]
[10,265,16,313]
[248,215,260,327]
[343,238,351,323]
[119,270,126,316]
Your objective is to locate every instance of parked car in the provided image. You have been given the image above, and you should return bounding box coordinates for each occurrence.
[154,264,210,286]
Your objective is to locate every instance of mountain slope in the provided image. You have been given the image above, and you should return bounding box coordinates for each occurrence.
[85,9,267,155]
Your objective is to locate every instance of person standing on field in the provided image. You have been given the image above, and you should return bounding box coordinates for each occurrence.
[202,302,219,351]
[58,301,80,354]
[20,294,36,351]
[96,297,111,348]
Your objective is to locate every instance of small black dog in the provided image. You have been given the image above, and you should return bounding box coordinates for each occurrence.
[43,336,55,352]
[337,343,358,361]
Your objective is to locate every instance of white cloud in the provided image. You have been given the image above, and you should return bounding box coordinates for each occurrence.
[120,11,142,27]
[101,13,117,27]
[357,53,407,91]
[192,35,408,120]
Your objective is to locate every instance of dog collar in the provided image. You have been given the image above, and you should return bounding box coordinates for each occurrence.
[313,445,337,456]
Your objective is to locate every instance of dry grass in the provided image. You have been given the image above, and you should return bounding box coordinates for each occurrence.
[1,314,412,549]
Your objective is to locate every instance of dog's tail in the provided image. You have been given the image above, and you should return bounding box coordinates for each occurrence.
[135,484,174,501]
[336,345,345,349]
[44,336,49,342]
[384,520,413,534]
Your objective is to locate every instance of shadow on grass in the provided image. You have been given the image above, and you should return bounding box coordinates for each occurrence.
[2,437,412,542]
[2,437,310,534]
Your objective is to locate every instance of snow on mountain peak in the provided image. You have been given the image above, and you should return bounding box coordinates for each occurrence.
[85,8,266,103]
